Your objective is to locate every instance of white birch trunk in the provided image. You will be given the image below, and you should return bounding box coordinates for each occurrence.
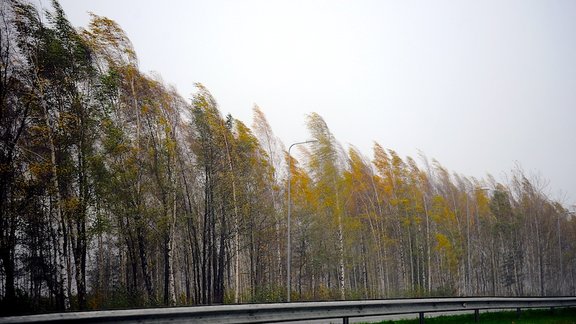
[334,177,345,300]
[337,220,345,300]
[41,91,70,310]
[167,191,177,305]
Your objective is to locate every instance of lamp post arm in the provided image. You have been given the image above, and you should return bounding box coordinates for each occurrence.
[289,140,318,152]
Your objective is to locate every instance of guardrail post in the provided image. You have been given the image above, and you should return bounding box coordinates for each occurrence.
[516,307,521,319]
[343,316,349,324]
[419,312,425,324]
[474,309,479,322]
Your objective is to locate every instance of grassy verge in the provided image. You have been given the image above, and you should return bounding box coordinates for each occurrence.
[366,307,576,324]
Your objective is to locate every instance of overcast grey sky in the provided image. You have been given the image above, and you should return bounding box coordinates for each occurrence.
[56,0,576,206]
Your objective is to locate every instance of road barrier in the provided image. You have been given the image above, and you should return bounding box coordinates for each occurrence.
[1,297,576,323]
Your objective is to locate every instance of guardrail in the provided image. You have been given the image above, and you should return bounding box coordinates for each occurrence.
[1,297,575,323]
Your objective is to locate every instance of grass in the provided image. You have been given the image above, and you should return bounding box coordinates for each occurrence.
[365,307,576,324]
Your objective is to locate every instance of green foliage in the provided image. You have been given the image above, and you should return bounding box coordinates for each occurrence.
[368,307,576,324]
[250,286,285,303]
[2,0,574,316]
[86,287,146,311]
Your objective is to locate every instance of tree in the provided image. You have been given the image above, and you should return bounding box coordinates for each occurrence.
[251,105,285,292]
[0,0,31,307]
[189,83,230,304]
[2,0,575,314]
[306,113,346,300]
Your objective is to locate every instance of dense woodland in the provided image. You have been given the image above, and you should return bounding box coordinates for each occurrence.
[1,0,575,315]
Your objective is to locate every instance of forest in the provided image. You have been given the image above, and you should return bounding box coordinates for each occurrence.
[1,0,575,315]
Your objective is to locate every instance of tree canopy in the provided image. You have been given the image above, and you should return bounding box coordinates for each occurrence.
[1,0,575,315]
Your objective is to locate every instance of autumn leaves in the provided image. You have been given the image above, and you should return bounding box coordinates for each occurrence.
[1,1,574,316]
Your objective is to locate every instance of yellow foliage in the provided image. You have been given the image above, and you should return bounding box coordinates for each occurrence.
[62,197,80,213]
[435,233,451,252]
[431,195,456,225]
[29,163,50,178]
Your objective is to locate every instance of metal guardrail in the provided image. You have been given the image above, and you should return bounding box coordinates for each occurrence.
[1,297,575,323]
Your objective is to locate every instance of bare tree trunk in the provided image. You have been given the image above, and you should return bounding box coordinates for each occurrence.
[424,196,432,294]
[167,188,177,305]
[73,122,88,310]
[536,220,544,295]
[335,184,346,300]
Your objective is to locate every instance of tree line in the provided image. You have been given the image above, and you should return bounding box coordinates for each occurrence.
[1,0,575,315]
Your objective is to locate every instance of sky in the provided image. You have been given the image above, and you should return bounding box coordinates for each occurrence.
[54,0,576,206]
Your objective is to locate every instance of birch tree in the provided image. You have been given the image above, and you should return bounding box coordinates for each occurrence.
[306,113,346,300]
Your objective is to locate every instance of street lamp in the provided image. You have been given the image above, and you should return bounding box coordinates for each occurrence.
[286,140,317,302]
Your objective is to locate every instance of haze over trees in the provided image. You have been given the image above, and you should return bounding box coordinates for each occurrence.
[1,0,575,315]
